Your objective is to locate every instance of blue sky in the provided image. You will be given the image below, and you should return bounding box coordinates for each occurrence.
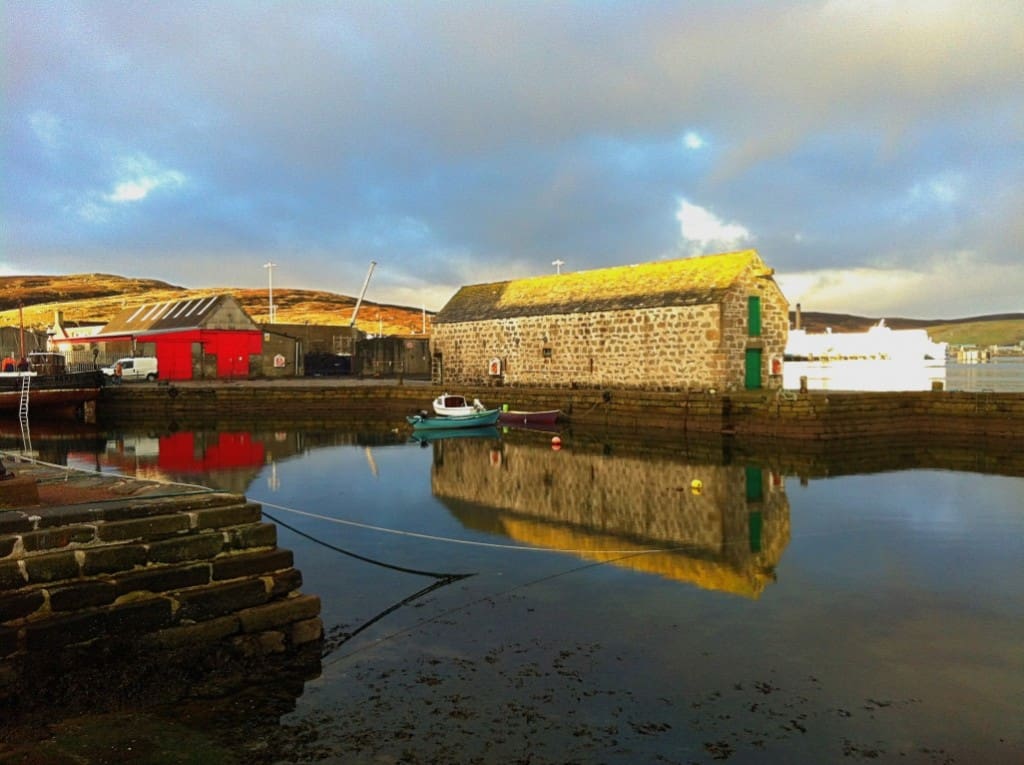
[3,1,1022,317]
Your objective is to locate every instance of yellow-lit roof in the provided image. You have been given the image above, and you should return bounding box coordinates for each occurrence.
[435,250,769,323]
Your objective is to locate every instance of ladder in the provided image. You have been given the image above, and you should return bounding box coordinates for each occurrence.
[18,373,32,455]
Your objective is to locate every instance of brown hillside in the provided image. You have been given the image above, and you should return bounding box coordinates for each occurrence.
[0,274,433,336]
[0,274,182,312]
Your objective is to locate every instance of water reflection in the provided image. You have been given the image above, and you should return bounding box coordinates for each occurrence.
[428,435,789,598]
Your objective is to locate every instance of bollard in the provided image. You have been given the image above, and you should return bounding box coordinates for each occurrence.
[799,375,808,394]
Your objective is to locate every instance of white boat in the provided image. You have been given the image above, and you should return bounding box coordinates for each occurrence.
[432,393,486,417]
[785,320,947,363]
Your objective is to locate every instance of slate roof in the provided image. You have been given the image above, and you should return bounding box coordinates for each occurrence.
[96,295,257,337]
[435,250,772,324]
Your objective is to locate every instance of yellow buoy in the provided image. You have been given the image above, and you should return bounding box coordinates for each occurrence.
[690,478,703,495]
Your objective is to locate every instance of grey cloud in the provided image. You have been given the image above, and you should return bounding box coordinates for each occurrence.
[3,1,1022,316]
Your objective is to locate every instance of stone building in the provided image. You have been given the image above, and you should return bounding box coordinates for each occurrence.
[430,249,789,391]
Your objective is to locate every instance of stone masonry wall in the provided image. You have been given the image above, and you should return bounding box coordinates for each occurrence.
[720,273,790,389]
[0,488,321,702]
[433,304,726,390]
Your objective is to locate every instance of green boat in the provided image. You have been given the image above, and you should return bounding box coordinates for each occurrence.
[406,408,502,430]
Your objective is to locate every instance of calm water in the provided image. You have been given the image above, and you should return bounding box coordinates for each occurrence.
[6,421,1022,764]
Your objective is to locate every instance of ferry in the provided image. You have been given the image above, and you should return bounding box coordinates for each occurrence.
[785,320,947,363]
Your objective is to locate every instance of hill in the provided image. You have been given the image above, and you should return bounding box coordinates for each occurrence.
[0,274,1020,346]
[0,274,432,337]
[791,310,1024,347]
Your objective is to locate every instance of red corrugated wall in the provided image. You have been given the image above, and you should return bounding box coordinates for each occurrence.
[142,329,262,381]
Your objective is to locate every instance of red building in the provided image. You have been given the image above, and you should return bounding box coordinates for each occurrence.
[90,295,263,381]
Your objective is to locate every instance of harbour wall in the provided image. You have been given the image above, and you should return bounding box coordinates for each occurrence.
[0,475,322,720]
[96,382,1024,440]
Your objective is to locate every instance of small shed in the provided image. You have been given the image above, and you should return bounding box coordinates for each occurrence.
[430,250,789,391]
[92,295,262,381]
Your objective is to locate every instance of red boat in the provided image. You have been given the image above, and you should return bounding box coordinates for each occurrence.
[497,409,561,426]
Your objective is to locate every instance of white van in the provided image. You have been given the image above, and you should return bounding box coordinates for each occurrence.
[102,357,158,382]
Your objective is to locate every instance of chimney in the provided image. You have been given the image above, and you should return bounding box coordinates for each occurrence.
[794,303,802,330]
[54,310,64,327]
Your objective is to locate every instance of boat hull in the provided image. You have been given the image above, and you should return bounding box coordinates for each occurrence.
[0,372,103,415]
[497,409,561,426]
[408,408,502,430]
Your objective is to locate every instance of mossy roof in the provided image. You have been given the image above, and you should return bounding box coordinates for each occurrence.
[435,250,771,324]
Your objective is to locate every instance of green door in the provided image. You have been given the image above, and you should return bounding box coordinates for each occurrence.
[744,347,762,390]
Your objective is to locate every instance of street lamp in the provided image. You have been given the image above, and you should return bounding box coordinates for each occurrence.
[263,262,277,323]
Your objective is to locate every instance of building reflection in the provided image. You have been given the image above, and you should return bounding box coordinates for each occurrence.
[427,436,790,599]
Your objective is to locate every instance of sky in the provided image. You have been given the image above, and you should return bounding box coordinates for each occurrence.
[3,0,1022,318]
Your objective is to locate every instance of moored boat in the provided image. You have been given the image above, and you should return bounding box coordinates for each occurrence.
[0,353,104,417]
[408,408,502,430]
[497,409,561,426]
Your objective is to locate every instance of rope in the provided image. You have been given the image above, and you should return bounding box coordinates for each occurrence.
[262,509,475,580]
[253,497,680,555]
[323,549,666,666]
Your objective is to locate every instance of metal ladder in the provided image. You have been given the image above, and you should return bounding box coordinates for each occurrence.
[18,373,32,455]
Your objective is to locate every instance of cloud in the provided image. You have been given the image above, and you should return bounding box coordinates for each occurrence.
[682,131,705,150]
[2,2,1021,318]
[105,155,186,204]
[675,200,752,255]
[777,252,1024,318]
[28,111,62,153]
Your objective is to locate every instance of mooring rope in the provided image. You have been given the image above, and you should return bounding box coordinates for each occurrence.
[262,508,475,579]
[252,496,680,555]
[322,548,667,667]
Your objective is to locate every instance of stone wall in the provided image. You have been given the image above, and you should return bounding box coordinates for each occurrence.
[720,273,790,388]
[94,383,1024,440]
[0,487,321,707]
[431,277,789,391]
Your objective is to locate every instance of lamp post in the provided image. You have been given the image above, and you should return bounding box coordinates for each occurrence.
[263,262,277,323]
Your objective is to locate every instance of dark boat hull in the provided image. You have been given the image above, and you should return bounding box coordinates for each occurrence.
[497,409,561,426]
[0,371,104,415]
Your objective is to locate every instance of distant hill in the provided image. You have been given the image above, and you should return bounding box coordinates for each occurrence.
[0,274,1019,346]
[0,274,433,337]
[791,310,1024,347]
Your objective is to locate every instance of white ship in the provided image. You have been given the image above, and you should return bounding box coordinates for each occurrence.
[785,320,948,363]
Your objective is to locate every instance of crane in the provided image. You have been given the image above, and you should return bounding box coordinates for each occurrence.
[349,261,377,328]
